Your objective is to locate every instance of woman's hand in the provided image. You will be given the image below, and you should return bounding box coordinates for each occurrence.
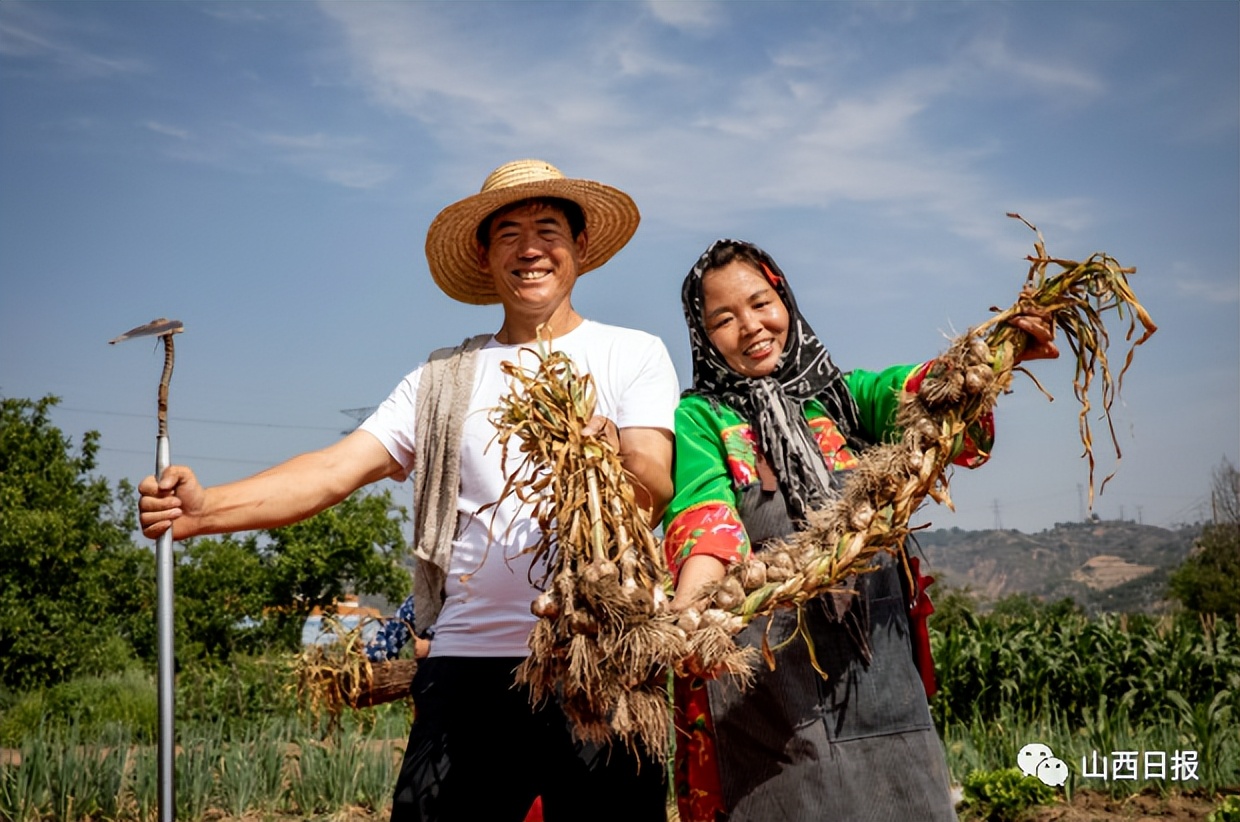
[671,554,727,612]
[1007,312,1059,363]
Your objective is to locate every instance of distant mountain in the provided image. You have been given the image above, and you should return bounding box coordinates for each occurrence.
[911,520,1201,614]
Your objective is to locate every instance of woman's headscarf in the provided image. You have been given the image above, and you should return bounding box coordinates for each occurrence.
[682,239,867,522]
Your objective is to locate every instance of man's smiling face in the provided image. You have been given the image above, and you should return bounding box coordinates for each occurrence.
[477,199,588,321]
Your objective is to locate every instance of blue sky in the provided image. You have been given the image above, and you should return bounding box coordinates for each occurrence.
[2,1,1236,535]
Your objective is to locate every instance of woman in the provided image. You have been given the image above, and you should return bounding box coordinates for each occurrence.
[664,239,1054,821]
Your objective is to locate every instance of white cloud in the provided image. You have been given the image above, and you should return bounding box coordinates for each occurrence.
[0,4,147,77]
[313,3,1124,254]
[320,163,399,190]
[317,4,499,117]
[1173,273,1240,304]
[252,130,396,190]
[314,2,656,193]
[258,132,365,151]
[963,28,1105,97]
[139,120,396,191]
[200,6,278,25]
[144,120,191,140]
[616,47,692,79]
[645,0,722,33]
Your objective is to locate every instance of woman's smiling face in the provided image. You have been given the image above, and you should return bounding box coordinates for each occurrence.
[701,259,790,379]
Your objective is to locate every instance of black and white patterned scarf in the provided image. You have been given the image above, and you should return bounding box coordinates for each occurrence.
[681,239,868,523]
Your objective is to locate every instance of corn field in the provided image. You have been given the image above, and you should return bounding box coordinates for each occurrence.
[933,611,1240,795]
[932,612,1238,729]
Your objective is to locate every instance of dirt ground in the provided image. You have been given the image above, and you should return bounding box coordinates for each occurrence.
[300,790,1226,821]
[1012,788,1223,821]
[0,797,1226,821]
[191,790,1224,821]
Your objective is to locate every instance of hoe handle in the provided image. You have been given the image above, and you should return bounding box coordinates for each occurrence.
[156,333,176,822]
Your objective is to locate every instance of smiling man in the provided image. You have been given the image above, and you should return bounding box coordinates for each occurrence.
[139,160,679,822]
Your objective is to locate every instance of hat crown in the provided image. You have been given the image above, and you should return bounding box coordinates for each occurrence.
[479,159,566,194]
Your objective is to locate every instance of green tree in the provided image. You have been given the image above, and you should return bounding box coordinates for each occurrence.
[175,490,411,657]
[989,592,1082,622]
[1,394,411,684]
[1168,523,1240,618]
[259,489,410,648]
[175,533,267,660]
[0,395,155,691]
[1169,459,1240,619]
[927,585,978,632]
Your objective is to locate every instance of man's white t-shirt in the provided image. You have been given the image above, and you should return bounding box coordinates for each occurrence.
[360,320,680,658]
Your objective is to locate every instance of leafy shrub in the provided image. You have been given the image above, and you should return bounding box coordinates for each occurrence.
[1209,795,1240,822]
[176,654,300,730]
[961,767,1056,822]
[0,667,156,745]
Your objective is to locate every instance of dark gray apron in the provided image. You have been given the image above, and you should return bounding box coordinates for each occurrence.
[706,483,958,821]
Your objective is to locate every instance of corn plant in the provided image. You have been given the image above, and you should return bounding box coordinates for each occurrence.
[1167,689,1237,794]
[932,612,1240,732]
[937,610,1240,802]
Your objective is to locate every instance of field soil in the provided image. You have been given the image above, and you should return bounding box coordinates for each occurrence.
[1020,788,1220,821]
[174,790,1224,821]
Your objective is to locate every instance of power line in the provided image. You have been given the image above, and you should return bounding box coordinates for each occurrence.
[58,406,342,432]
[340,407,377,435]
[99,447,278,466]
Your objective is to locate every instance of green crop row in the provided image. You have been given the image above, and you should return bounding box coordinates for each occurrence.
[0,722,402,822]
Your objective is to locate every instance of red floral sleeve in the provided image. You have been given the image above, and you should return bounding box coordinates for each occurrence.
[663,501,750,584]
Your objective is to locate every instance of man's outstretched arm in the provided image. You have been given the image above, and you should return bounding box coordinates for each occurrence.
[138,429,404,540]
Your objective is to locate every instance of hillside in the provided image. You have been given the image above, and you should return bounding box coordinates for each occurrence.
[913,519,1201,614]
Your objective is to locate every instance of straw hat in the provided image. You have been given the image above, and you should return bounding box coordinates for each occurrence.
[425,159,641,305]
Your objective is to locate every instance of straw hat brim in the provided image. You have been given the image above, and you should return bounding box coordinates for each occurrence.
[425,176,640,305]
